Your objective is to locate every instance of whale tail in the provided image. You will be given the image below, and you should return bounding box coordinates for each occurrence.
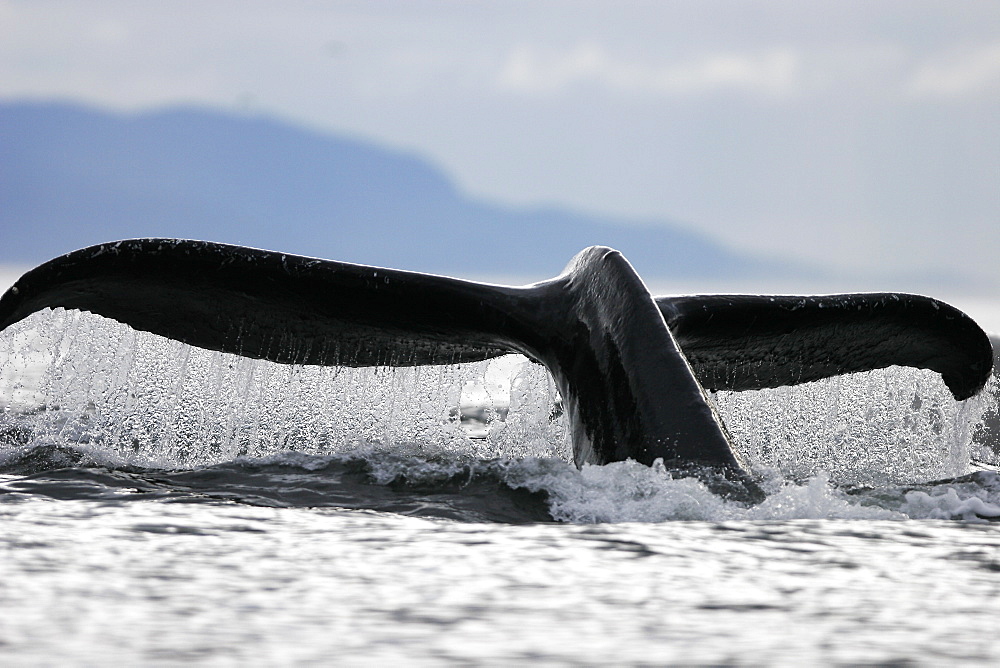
[0,239,993,499]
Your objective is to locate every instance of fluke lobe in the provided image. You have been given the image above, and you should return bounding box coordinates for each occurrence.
[0,240,993,500]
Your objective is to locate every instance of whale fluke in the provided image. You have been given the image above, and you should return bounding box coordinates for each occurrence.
[0,239,740,470]
[0,239,993,499]
[658,294,994,401]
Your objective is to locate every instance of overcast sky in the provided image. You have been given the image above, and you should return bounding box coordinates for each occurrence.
[2,1,998,286]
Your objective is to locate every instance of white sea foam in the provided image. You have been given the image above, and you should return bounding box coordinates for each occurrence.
[502,459,908,522]
[240,452,1000,523]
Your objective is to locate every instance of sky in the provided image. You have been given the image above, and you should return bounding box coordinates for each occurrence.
[1,1,998,287]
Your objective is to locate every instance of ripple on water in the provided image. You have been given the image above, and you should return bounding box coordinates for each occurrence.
[2,310,1000,663]
[2,500,1000,664]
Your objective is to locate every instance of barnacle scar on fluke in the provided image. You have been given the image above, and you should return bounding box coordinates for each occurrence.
[0,239,994,502]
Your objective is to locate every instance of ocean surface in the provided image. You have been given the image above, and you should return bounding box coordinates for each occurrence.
[2,304,1000,666]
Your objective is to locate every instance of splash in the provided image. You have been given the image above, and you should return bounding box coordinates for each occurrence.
[0,309,569,468]
[0,308,995,502]
[713,370,995,486]
[356,454,1000,523]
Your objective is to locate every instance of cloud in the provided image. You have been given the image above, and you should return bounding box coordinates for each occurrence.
[907,42,1000,98]
[497,44,800,98]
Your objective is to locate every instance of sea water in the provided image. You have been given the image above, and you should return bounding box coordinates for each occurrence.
[2,309,1000,665]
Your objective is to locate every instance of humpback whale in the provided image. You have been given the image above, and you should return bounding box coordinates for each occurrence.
[0,239,993,500]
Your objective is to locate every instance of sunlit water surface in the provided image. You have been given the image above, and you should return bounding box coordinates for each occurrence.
[2,309,1000,665]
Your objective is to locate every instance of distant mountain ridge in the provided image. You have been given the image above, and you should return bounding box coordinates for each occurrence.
[1,101,802,280]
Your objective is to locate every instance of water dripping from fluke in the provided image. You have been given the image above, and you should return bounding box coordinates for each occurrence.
[0,239,995,510]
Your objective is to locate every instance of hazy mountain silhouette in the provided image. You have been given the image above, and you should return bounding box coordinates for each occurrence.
[1,101,804,280]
